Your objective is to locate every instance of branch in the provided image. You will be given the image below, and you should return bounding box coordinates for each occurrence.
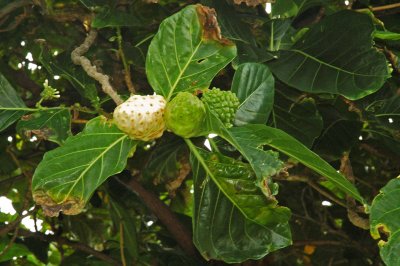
[71,30,123,105]
[340,154,370,230]
[17,228,121,265]
[0,0,31,19]
[116,27,135,93]
[356,3,400,12]
[117,177,199,259]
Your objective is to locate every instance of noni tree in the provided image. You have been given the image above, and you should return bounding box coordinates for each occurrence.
[0,0,399,265]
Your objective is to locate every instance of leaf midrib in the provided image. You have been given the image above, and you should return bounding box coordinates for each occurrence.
[61,135,128,203]
[288,49,385,78]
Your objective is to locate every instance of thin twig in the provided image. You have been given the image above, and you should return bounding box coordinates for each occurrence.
[119,223,127,266]
[17,228,121,265]
[71,118,89,124]
[116,177,199,259]
[71,30,123,105]
[0,0,31,19]
[274,174,347,208]
[0,225,20,257]
[307,180,347,208]
[340,154,370,230]
[117,27,135,93]
[356,3,400,12]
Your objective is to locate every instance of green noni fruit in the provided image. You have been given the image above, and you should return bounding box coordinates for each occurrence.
[165,92,206,138]
[201,88,240,127]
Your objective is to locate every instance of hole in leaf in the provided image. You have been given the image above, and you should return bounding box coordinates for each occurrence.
[377,224,390,242]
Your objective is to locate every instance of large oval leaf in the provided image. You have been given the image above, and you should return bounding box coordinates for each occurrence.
[16,109,71,145]
[200,107,284,197]
[190,148,291,263]
[232,63,275,126]
[146,4,237,100]
[0,73,29,132]
[32,116,136,217]
[228,125,365,204]
[370,177,400,266]
[186,141,290,226]
[268,10,390,100]
[273,87,323,148]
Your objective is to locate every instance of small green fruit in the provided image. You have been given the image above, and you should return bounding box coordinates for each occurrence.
[165,92,206,138]
[201,88,240,127]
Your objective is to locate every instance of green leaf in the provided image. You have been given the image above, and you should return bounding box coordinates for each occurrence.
[271,0,299,18]
[268,10,390,100]
[228,125,365,204]
[146,4,237,100]
[374,30,400,41]
[16,109,72,145]
[187,140,290,225]
[201,0,273,66]
[32,116,136,217]
[109,197,139,261]
[293,0,326,15]
[314,119,362,160]
[0,72,28,132]
[273,88,323,147]
[232,63,275,126]
[370,177,400,266]
[0,238,32,262]
[143,137,186,184]
[92,8,141,28]
[374,93,400,130]
[38,49,99,106]
[189,147,291,263]
[201,108,284,197]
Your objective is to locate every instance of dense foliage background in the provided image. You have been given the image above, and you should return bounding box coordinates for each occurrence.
[0,0,399,265]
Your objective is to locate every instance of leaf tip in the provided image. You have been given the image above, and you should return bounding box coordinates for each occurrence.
[196,5,234,46]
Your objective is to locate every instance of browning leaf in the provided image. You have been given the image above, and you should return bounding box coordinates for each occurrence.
[196,5,233,46]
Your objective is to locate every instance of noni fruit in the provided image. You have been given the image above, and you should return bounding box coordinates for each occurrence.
[165,92,206,138]
[113,95,166,141]
[201,88,240,127]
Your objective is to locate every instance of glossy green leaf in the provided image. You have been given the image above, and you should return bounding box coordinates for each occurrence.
[273,88,323,147]
[32,116,136,217]
[374,30,400,41]
[189,147,291,263]
[187,140,290,225]
[228,125,365,204]
[0,73,28,132]
[16,109,71,145]
[146,4,237,100]
[201,107,284,197]
[232,63,275,126]
[370,177,400,266]
[268,10,390,100]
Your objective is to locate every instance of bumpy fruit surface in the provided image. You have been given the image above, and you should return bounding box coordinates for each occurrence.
[113,95,166,141]
[165,92,206,138]
[201,88,240,127]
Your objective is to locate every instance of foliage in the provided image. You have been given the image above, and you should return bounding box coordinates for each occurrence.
[0,0,399,265]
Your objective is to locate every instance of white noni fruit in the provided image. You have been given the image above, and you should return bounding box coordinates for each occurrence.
[113,95,167,141]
